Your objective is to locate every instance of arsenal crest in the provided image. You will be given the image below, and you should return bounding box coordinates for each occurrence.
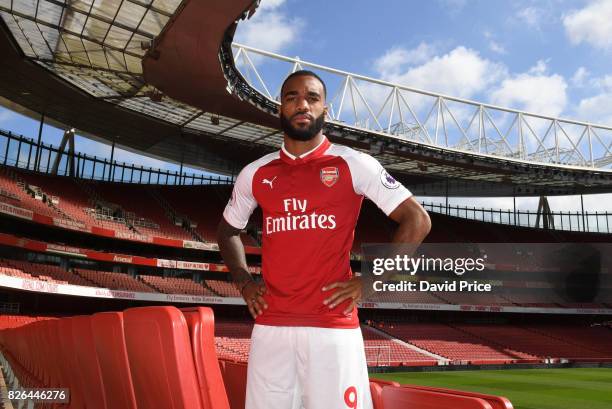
[320,167,339,187]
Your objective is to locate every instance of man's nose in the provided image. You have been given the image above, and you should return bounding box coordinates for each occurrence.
[295,97,309,111]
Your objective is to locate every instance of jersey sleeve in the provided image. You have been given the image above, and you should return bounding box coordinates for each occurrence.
[222,165,258,229]
[348,152,413,216]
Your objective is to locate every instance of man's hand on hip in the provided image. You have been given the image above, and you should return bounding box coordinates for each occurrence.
[322,277,363,315]
[242,281,268,319]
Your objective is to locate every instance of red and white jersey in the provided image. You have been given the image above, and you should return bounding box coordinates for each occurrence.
[223,136,412,328]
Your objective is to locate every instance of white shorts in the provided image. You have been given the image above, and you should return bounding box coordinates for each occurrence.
[245,324,373,409]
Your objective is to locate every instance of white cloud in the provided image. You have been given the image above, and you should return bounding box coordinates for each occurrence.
[234,0,303,54]
[527,59,548,75]
[592,74,612,91]
[258,0,286,10]
[362,44,506,140]
[483,31,506,55]
[488,40,506,55]
[570,66,590,87]
[563,0,612,50]
[516,7,545,30]
[490,60,567,117]
[572,72,612,126]
[576,92,612,126]
[374,43,437,77]
[376,45,506,99]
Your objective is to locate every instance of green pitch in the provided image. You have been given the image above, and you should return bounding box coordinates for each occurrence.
[370,368,612,409]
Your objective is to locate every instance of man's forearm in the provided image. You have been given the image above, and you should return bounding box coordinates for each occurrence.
[217,220,254,291]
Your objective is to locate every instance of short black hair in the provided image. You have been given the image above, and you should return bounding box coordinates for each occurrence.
[280,70,327,100]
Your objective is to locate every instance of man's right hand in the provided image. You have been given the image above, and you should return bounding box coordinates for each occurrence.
[242,281,268,319]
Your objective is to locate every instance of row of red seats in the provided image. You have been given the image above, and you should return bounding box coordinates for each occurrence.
[73,268,157,293]
[455,324,612,360]
[0,314,53,330]
[0,309,514,409]
[0,257,240,297]
[0,167,67,220]
[4,167,201,242]
[0,307,230,409]
[91,182,195,241]
[139,275,218,296]
[0,258,95,286]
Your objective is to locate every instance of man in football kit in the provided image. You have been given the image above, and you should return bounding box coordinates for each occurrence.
[217,70,431,409]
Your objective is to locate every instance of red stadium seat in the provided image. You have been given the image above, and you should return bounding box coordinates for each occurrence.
[370,378,401,388]
[218,360,248,409]
[382,386,493,409]
[123,306,203,409]
[370,382,385,409]
[41,318,66,406]
[370,378,401,409]
[180,307,231,409]
[91,312,137,409]
[72,315,107,409]
[401,385,513,409]
[57,317,86,409]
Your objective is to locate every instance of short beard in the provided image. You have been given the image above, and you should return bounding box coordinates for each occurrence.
[280,112,325,141]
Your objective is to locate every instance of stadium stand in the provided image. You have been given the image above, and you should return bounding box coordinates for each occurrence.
[454,324,612,361]
[155,185,230,242]
[361,325,439,366]
[206,279,241,297]
[0,308,518,409]
[3,165,611,253]
[215,319,252,362]
[214,319,441,367]
[140,274,218,296]
[521,324,612,358]
[1,167,266,247]
[90,182,196,241]
[0,258,95,286]
[0,166,68,220]
[1,252,608,310]
[373,322,538,364]
[73,268,157,293]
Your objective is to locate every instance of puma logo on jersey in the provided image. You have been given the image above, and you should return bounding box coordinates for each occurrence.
[262,176,277,189]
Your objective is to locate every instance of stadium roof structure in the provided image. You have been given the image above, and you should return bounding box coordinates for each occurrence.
[1,0,612,197]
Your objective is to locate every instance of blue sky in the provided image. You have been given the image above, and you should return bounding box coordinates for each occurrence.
[233,0,612,213]
[1,0,611,214]
[235,0,612,124]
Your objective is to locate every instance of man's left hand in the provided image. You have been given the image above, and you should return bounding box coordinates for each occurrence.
[322,277,364,315]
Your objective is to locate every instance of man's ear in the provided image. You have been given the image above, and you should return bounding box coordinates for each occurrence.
[324,105,329,119]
